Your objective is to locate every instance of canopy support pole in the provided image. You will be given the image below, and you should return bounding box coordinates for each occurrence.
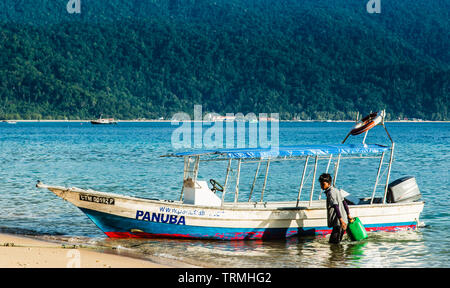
[221,159,232,206]
[371,152,385,204]
[383,143,395,204]
[193,156,200,182]
[325,154,333,173]
[332,154,341,187]
[309,156,319,206]
[234,159,242,203]
[179,156,189,201]
[248,159,262,202]
[319,154,333,200]
[296,156,309,207]
[260,159,271,202]
[383,123,394,144]
[362,130,369,144]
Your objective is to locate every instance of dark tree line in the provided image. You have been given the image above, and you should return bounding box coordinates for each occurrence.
[0,0,448,120]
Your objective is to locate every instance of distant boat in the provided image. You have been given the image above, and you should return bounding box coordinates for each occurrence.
[6,120,17,124]
[90,118,117,125]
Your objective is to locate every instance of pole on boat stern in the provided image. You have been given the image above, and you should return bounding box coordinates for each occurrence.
[370,151,385,204]
[296,156,309,207]
[309,155,319,206]
[221,159,232,206]
[260,159,271,202]
[383,123,394,144]
[380,114,394,204]
[341,132,351,144]
[234,159,242,203]
[379,110,393,144]
[248,159,262,202]
[383,143,395,204]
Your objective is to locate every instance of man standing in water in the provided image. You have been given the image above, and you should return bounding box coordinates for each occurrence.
[319,173,353,244]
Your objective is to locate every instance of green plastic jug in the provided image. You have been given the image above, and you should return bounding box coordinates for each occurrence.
[347,217,368,241]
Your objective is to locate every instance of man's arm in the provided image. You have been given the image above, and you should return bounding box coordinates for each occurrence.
[343,200,351,220]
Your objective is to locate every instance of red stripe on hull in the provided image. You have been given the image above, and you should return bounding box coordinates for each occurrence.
[105,232,195,239]
[366,224,416,232]
[104,224,417,240]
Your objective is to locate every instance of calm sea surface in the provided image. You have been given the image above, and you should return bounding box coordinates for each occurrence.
[0,121,448,267]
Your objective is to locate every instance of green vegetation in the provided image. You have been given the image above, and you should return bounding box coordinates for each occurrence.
[0,0,448,120]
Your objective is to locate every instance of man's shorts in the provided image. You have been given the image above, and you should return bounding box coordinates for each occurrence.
[329,226,345,244]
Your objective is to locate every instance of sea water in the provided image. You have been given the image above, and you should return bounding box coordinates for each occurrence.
[0,121,448,267]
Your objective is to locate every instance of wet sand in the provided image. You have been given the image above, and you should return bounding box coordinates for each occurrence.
[0,233,194,268]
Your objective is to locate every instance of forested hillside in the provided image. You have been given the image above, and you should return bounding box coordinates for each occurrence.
[0,0,448,120]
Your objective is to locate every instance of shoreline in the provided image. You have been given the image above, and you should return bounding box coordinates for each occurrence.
[0,233,198,268]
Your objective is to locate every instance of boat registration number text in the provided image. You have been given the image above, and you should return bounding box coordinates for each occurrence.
[79,194,115,205]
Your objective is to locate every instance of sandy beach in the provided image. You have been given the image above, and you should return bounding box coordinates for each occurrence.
[0,233,192,268]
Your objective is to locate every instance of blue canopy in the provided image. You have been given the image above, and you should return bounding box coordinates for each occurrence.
[170,144,389,159]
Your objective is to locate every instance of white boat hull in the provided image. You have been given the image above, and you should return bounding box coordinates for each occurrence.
[38,183,424,240]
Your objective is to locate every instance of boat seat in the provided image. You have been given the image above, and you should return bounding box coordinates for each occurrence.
[357,197,383,205]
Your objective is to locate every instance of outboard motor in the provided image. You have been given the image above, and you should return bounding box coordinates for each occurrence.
[387,176,422,203]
